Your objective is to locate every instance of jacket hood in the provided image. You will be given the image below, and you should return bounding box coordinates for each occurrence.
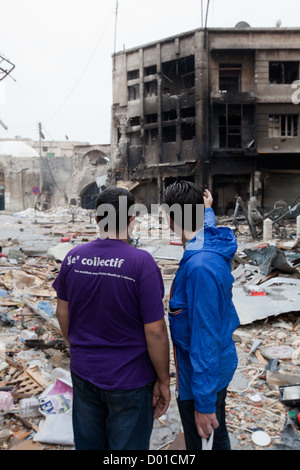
[181,225,237,263]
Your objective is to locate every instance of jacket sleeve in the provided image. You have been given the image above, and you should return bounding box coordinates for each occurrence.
[204,207,216,228]
[185,263,222,414]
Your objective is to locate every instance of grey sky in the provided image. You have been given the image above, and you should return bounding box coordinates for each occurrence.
[0,0,299,145]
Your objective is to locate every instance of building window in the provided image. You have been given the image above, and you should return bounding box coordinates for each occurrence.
[129,117,141,127]
[145,81,157,97]
[145,113,157,124]
[269,114,298,137]
[181,123,195,141]
[219,104,242,148]
[162,56,195,94]
[127,69,139,80]
[180,107,196,118]
[128,85,140,101]
[269,62,299,84]
[219,64,242,92]
[145,128,158,145]
[144,65,157,76]
[162,109,177,121]
[162,126,176,143]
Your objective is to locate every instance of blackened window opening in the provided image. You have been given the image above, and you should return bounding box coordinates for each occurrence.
[219,104,242,148]
[163,126,176,143]
[162,56,195,95]
[269,62,299,84]
[219,64,242,93]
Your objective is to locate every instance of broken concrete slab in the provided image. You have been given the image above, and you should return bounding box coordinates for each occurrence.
[244,245,298,276]
[233,284,300,325]
[47,242,74,262]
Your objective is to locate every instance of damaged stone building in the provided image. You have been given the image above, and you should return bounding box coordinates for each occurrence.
[0,138,110,212]
[110,24,300,215]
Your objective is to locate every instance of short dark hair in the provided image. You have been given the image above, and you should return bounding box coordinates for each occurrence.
[163,180,204,231]
[95,187,135,232]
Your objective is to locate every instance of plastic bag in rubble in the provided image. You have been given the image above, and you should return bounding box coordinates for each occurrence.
[33,413,74,446]
[34,378,74,446]
[38,378,73,416]
[0,391,14,413]
[38,392,72,416]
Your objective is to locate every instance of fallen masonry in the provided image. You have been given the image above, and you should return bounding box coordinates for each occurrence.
[0,206,300,450]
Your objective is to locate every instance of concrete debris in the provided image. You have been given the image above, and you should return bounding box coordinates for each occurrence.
[232,238,300,325]
[47,243,74,262]
[0,210,299,451]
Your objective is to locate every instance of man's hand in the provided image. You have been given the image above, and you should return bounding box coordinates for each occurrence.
[203,189,213,208]
[152,380,170,419]
[144,319,170,418]
[194,410,219,439]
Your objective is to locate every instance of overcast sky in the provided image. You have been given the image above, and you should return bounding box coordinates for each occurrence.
[0,0,299,145]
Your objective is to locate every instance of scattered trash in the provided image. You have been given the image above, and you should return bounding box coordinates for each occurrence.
[61,237,71,243]
[0,204,299,451]
[281,424,300,450]
[264,345,295,360]
[279,385,300,407]
[47,242,74,262]
[19,397,42,418]
[37,301,54,318]
[0,392,14,413]
[0,311,16,327]
[244,245,298,276]
[33,413,74,446]
[251,430,271,447]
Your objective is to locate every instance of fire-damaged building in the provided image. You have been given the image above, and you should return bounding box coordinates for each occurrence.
[110,24,300,215]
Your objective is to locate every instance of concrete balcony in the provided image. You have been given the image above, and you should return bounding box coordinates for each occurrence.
[210,82,257,104]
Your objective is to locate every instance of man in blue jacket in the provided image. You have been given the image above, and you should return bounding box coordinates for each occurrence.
[163,181,240,450]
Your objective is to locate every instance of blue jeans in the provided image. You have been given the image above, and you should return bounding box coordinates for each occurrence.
[71,373,154,450]
[177,386,231,450]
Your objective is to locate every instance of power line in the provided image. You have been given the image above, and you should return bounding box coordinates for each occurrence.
[44,12,114,124]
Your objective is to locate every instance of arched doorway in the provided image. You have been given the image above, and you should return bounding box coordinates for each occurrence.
[0,164,4,210]
[0,185,4,210]
[80,182,100,210]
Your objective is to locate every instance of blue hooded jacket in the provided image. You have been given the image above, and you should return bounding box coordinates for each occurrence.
[168,207,240,414]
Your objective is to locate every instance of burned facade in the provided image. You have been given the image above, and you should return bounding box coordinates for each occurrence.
[110,26,300,215]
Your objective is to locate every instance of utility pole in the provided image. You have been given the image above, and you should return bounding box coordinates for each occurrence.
[113,0,119,71]
[38,122,45,156]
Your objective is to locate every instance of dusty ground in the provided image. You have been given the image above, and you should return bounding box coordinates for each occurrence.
[0,207,300,451]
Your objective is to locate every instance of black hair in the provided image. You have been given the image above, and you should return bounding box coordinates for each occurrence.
[163,180,204,232]
[95,187,135,232]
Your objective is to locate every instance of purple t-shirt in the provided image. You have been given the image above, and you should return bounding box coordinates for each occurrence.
[52,238,165,390]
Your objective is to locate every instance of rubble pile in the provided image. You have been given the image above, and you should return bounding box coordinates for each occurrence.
[0,208,300,450]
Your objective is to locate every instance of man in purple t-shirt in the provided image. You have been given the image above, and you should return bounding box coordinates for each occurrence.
[52,188,170,450]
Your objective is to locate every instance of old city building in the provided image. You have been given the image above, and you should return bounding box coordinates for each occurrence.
[0,138,110,212]
[110,24,300,214]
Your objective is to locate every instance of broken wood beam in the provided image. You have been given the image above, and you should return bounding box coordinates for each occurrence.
[22,297,60,331]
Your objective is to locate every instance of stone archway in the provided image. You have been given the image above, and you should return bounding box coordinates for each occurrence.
[82,149,109,168]
[80,182,100,210]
